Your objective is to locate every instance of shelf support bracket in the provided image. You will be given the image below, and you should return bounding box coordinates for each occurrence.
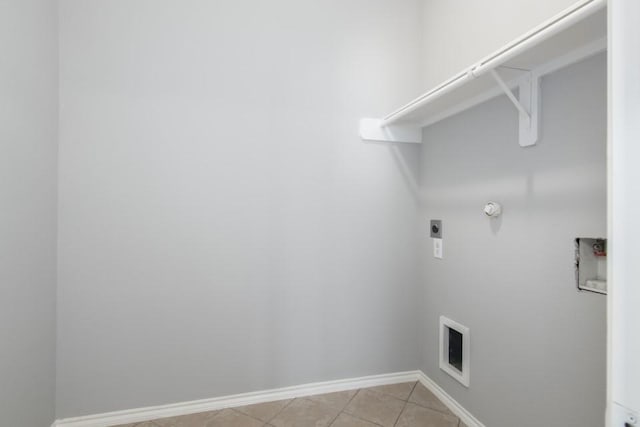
[489,69,540,147]
[359,118,422,144]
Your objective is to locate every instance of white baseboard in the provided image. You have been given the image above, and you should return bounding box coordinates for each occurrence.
[54,371,420,427]
[54,370,485,427]
[417,371,486,427]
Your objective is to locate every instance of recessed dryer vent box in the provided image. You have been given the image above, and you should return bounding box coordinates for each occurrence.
[439,316,470,387]
[575,238,607,295]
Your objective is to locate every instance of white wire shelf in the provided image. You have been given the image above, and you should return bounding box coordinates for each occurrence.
[360,0,607,146]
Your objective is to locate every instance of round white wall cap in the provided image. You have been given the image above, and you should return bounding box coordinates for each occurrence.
[484,201,502,217]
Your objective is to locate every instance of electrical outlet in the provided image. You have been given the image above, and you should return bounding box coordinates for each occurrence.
[434,238,443,259]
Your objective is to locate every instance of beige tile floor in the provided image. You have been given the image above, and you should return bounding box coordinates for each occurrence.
[114,381,466,427]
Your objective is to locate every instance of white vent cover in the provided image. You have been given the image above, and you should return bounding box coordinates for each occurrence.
[439,316,470,387]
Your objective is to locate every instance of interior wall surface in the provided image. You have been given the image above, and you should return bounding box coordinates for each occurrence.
[0,0,58,426]
[57,0,424,418]
[419,53,607,427]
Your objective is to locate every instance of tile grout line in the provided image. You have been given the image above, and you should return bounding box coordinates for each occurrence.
[339,388,364,421]
[263,397,297,426]
[337,411,385,427]
[228,407,271,425]
[326,388,362,427]
[332,388,386,427]
[265,397,300,425]
[392,381,418,427]
[341,384,412,427]
[403,381,461,421]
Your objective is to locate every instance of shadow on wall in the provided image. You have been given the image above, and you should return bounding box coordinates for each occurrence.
[390,143,422,204]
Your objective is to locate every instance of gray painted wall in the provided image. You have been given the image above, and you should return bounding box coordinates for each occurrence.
[0,1,58,426]
[421,0,579,90]
[56,0,423,418]
[419,53,607,427]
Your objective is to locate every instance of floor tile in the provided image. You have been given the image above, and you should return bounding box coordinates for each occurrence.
[395,403,459,427]
[343,389,405,427]
[408,383,453,415]
[270,398,340,427]
[154,409,262,427]
[152,410,219,426]
[112,422,158,427]
[234,399,292,422]
[213,409,265,427]
[306,390,357,411]
[330,413,380,427]
[366,382,416,401]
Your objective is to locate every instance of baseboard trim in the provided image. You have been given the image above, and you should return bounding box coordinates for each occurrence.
[417,371,486,427]
[54,371,420,427]
[54,370,486,427]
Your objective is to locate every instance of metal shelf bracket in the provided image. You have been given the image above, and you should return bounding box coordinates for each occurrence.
[490,69,540,147]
